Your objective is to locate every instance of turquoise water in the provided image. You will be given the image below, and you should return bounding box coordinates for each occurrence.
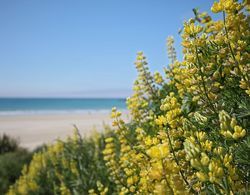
[0,98,127,115]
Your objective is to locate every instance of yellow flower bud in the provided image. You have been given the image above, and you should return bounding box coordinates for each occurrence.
[190,159,202,169]
[216,167,224,177]
[234,125,243,133]
[240,129,246,137]
[230,118,237,128]
[203,140,213,152]
[196,172,208,182]
[201,153,210,166]
[105,137,114,143]
[222,130,233,139]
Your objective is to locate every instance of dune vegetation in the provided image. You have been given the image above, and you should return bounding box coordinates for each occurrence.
[0,134,33,194]
[8,0,250,194]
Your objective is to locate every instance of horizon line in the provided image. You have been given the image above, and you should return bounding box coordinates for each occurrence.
[0,96,128,99]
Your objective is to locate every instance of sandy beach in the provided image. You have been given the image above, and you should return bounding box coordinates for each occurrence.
[0,112,129,150]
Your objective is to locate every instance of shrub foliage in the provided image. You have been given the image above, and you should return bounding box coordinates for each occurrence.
[0,134,33,194]
[0,134,19,155]
[9,0,250,194]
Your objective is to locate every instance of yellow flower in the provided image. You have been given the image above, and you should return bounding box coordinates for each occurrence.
[127,177,134,186]
[60,183,71,195]
[211,1,223,13]
[232,125,246,139]
[88,189,97,195]
[184,23,203,36]
[154,180,168,195]
[149,161,163,180]
[154,71,164,84]
[144,136,153,146]
[155,115,167,126]
[146,143,169,159]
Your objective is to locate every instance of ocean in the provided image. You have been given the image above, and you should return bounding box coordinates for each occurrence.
[0,98,127,116]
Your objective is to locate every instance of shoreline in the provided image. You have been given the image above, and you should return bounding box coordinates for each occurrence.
[0,111,129,150]
[0,109,128,116]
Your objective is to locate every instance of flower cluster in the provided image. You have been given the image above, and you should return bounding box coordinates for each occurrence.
[219,110,246,140]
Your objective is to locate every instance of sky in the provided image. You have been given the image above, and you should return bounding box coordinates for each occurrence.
[0,0,215,98]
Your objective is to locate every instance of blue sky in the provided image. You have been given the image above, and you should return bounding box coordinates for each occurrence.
[0,0,214,98]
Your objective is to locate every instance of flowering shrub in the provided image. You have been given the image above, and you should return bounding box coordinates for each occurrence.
[101,0,250,194]
[9,0,249,194]
[8,128,117,195]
